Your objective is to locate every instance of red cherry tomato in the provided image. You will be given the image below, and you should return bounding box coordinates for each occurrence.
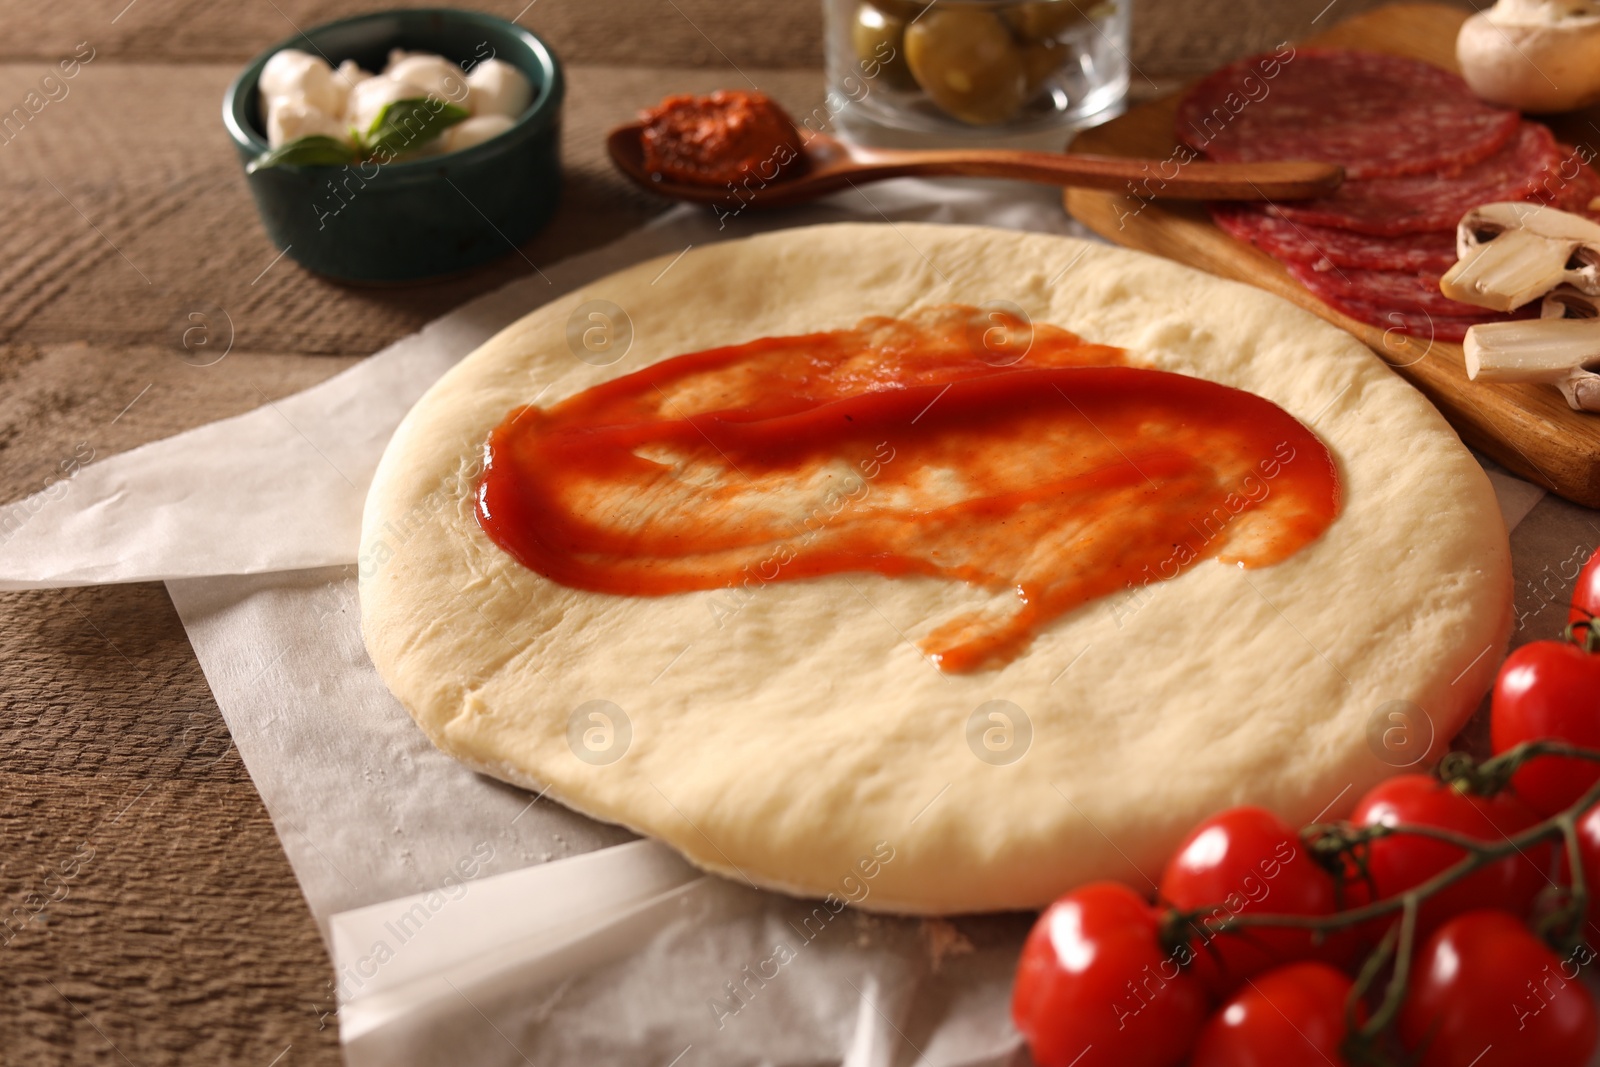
[1350,775,1548,940]
[1190,961,1359,1067]
[1570,546,1599,625]
[1399,910,1598,1067]
[1492,638,1600,816]
[1158,806,1339,996]
[1012,882,1208,1067]
[1569,802,1600,929]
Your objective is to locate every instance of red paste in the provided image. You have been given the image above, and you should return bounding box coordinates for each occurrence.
[476,306,1340,672]
[639,90,805,186]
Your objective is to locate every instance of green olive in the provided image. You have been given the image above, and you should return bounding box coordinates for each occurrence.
[851,3,916,91]
[871,0,929,18]
[1022,38,1066,94]
[904,7,1027,125]
[1003,1,1091,43]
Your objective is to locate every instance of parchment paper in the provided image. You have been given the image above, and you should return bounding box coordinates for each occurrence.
[4,177,1597,1067]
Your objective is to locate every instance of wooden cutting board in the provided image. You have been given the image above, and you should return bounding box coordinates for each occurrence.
[1065,1,1600,508]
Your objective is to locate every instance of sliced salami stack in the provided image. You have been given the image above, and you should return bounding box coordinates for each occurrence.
[1180,49,1598,343]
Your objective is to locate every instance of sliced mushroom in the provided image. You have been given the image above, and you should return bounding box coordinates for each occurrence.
[1458,0,1600,113]
[1441,202,1600,312]
[1543,284,1600,319]
[1464,285,1600,412]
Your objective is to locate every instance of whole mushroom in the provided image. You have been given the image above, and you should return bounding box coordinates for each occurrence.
[1457,0,1600,112]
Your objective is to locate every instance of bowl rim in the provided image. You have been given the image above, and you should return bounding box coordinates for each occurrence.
[222,7,564,173]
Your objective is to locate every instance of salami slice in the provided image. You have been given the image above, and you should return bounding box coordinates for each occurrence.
[1175,49,1520,180]
[1572,164,1600,213]
[1268,123,1562,235]
[1210,204,1458,273]
[1533,147,1600,215]
[1282,261,1525,342]
[1284,261,1492,317]
[1213,155,1600,271]
[1321,304,1494,344]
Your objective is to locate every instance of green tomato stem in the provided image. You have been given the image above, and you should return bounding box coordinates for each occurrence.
[1566,619,1600,655]
[1161,742,1600,1066]
[1174,768,1600,936]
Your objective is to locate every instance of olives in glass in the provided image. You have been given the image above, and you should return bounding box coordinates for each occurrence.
[904,7,1027,125]
[852,3,917,91]
[868,0,929,18]
[841,0,1120,128]
[1003,1,1090,43]
[1022,37,1067,93]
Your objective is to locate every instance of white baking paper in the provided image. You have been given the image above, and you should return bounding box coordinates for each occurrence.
[4,176,1594,1067]
[0,180,1087,1065]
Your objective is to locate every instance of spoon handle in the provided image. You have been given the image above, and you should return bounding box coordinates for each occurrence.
[842,148,1344,201]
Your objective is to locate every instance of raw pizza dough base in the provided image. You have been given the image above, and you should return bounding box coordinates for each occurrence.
[359,223,1512,915]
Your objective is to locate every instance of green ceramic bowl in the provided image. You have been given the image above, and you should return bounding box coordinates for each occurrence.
[223,9,563,283]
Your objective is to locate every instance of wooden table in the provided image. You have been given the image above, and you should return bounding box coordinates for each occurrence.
[0,1,1475,1062]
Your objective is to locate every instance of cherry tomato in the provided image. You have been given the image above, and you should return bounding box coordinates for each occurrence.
[1190,961,1359,1067]
[1492,637,1600,817]
[1569,801,1600,931]
[1158,806,1339,997]
[1349,775,1548,940]
[1399,910,1597,1067]
[1569,545,1599,625]
[1012,882,1208,1067]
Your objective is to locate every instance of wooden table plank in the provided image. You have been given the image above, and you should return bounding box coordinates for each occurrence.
[0,0,1464,78]
[2,581,343,1065]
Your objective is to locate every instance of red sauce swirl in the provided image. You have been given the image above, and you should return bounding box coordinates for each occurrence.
[476,306,1340,672]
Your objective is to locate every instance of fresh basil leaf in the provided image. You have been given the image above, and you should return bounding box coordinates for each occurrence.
[363,97,470,156]
[247,134,359,173]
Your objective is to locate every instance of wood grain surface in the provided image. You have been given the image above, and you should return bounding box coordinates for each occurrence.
[0,2,1476,1064]
[1065,2,1600,508]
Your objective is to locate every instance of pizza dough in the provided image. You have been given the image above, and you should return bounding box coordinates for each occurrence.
[359,223,1512,915]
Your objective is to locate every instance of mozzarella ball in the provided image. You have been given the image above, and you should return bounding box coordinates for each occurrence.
[466,59,533,119]
[447,114,516,152]
[258,49,341,120]
[388,53,469,104]
[327,58,370,115]
[265,97,350,148]
[345,74,417,135]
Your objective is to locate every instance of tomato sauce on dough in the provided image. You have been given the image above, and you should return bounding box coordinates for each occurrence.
[476,306,1341,672]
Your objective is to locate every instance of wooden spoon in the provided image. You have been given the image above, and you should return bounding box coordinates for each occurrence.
[607,123,1343,209]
